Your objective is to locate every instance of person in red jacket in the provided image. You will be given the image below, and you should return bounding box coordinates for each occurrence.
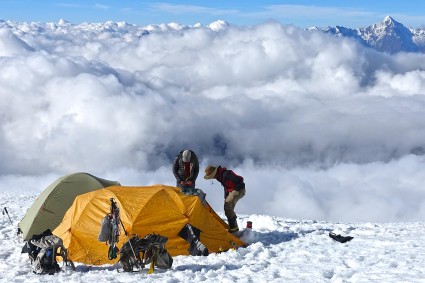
[204,165,246,232]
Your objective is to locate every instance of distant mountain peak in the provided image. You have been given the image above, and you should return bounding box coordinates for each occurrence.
[381,15,404,28]
[383,16,395,24]
[316,16,421,54]
[58,19,70,26]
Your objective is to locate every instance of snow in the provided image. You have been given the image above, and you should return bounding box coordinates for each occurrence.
[1,192,425,282]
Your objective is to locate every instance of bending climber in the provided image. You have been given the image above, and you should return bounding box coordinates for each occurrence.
[204,165,246,232]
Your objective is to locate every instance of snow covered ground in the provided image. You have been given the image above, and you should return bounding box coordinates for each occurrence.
[1,192,424,282]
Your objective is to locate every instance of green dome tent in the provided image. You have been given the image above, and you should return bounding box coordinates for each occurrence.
[19,172,120,240]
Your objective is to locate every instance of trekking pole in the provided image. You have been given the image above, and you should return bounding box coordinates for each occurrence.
[2,207,13,225]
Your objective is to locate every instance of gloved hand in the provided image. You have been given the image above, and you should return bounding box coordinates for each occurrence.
[235,182,245,191]
[180,181,193,187]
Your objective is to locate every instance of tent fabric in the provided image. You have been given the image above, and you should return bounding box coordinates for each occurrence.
[53,185,246,265]
[19,172,120,241]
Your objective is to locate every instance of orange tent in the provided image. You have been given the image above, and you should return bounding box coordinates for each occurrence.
[53,185,245,265]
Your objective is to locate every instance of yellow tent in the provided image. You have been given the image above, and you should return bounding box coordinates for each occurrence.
[53,185,246,265]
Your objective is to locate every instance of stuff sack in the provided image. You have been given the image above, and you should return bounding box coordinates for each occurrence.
[21,229,75,274]
[98,214,112,242]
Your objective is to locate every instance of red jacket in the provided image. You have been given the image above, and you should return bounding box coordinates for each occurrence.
[215,166,245,196]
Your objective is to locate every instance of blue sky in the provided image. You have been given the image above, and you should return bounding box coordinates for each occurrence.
[2,0,425,28]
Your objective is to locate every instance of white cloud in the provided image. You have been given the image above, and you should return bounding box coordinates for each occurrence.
[0,29,34,56]
[1,20,425,221]
[248,155,425,222]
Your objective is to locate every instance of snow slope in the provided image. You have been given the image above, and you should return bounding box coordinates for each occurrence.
[1,193,424,282]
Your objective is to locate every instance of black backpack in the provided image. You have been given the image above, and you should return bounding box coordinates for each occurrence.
[21,229,75,275]
[119,234,173,272]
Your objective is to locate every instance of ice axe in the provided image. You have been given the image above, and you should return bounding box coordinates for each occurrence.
[2,207,13,225]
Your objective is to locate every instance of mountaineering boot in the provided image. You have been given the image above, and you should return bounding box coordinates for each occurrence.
[228,226,239,233]
[228,217,239,233]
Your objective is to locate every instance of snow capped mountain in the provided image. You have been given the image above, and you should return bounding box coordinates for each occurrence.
[318,16,424,54]
[5,16,422,54]
[364,16,418,53]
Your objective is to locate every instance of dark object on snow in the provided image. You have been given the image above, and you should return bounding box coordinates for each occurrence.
[119,234,173,272]
[329,232,354,243]
[21,229,75,274]
[178,223,209,256]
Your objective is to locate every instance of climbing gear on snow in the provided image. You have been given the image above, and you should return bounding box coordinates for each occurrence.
[119,234,173,272]
[21,229,75,274]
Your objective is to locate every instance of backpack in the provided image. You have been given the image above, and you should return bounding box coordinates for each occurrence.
[119,234,173,272]
[21,229,75,275]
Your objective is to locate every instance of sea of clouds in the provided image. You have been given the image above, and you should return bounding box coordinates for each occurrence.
[1,19,425,222]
